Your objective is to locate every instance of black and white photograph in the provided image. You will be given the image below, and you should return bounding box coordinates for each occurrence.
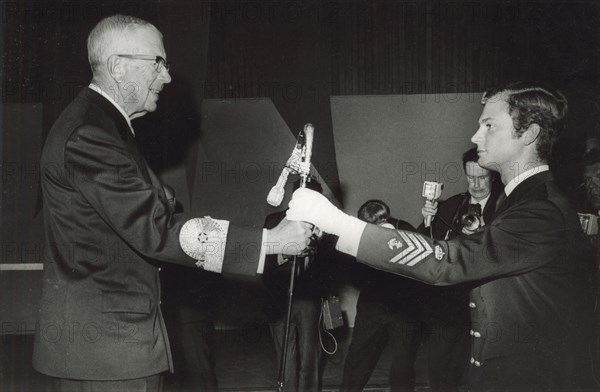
[1,0,600,391]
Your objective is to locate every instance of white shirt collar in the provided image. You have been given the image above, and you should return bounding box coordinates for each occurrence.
[88,83,135,136]
[504,165,549,197]
[470,192,491,211]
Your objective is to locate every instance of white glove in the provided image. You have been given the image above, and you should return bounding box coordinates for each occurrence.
[286,188,343,235]
[287,188,366,256]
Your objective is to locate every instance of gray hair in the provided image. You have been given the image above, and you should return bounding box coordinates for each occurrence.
[87,14,160,75]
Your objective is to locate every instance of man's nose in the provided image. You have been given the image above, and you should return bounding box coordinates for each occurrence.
[471,126,483,144]
[160,68,172,84]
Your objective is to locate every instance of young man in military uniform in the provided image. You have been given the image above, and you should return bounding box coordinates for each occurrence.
[288,82,594,390]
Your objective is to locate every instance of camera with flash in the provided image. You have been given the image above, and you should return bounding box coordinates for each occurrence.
[462,204,483,231]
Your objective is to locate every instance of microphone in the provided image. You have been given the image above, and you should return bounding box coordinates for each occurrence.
[267,124,314,206]
[422,181,443,227]
[266,167,292,207]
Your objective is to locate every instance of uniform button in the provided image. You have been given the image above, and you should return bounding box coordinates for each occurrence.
[158,267,162,272]
[473,331,481,338]
[474,360,482,367]
[160,300,162,305]
[469,329,474,336]
[469,302,476,308]
[470,357,475,364]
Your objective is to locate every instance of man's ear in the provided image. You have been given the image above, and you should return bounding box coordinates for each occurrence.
[522,123,541,146]
[107,55,125,83]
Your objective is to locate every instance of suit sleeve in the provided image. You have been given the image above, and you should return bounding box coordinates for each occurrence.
[354,199,568,285]
[64,125,262,274]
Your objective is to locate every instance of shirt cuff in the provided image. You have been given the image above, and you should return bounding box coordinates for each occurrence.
[257,228,268,274]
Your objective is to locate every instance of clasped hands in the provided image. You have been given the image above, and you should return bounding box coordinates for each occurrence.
[265,189,339,257]
[286,188,349,235]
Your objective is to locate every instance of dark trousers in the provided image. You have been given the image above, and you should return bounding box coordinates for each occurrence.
[465,353,570,392]
[421,294,470,392]
[341,302,421,392]
[270,298,321,392]
[161,266,219,392]
[53,374,161,392]
[341,292,469,392]
[162,303,218,392]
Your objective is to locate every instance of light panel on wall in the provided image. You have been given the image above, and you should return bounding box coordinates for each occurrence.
[331,93,484,227]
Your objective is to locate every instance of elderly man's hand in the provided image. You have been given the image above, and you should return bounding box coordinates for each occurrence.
[265,218,313,255]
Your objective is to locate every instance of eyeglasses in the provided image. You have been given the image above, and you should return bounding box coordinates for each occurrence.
[116,54,170,72]
[466,175,490,183]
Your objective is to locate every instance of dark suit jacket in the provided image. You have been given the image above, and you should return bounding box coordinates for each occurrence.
[348,171,594,388]
[33,88,262,380]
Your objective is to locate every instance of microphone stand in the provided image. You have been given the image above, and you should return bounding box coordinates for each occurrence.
[277,255,298,392]
[276,124,313,392]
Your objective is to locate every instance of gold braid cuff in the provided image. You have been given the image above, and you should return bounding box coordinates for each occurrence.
[179,216,229,273]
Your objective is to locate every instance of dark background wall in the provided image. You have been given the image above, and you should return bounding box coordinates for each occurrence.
[2,0,600,330]
[4,0,600,196]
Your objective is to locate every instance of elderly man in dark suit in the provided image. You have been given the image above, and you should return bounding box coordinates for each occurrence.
[33,14,311,391]
[288,82,595,391]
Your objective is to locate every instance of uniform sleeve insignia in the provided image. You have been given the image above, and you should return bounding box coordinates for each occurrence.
[198,232,209,243]
[387,237,403,250]
[388,232,433,266]
[179,216,229,273]
[434,245,445,261]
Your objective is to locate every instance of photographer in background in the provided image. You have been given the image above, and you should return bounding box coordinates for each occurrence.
[582,136,600,214]
[418,147,502,239]
[414,147,502,390]
[581,135,600,384]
